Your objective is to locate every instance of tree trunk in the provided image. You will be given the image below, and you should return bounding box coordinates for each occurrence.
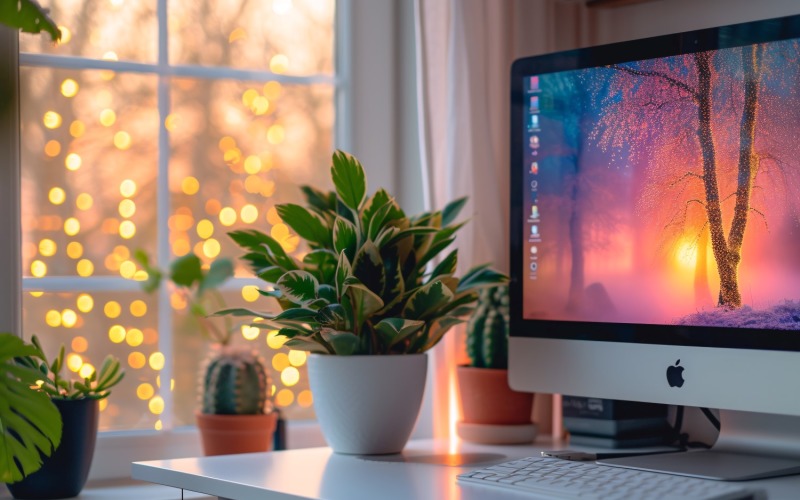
[694,52,741,308]
[694,225,713,308]
[566,175,585,312]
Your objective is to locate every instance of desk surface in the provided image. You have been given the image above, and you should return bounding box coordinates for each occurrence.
[132,439,800,499]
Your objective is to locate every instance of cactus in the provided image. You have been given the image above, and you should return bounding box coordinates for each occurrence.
[466,285,510,369]
[201,345,273,415]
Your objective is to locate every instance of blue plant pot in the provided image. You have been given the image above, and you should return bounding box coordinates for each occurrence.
[7,398,99,499]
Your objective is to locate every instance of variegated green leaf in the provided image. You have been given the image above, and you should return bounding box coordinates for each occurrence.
[301,185,337,214]
[277,271,320,305]
[430,250,458,280]
[331,150,367,210]
[352,240,385,297]
[457,265,508,293]
[441,196,468,227]
[284,336,333,354]
[320,329,360,355]
[335,251,352,298]
[303,249,338,285]
[402,280,454,321]
[229,230,298,271]
[374,318,425,350]
[346,279,385,328]
[333,216,358,262]
[276,204,331,248]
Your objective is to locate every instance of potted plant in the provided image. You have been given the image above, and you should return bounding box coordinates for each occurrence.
[219,150,506,454]
[0,0,60,40]
[456,285,536,444]
[134,252,278,456]
[6,335,124,499]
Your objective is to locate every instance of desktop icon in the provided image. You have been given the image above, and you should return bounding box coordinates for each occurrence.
[530,162,539,175]
[530,114,539,130]
[531,225,539,236]
[530,96,539,111]
[666,360,685,388]
[530,262,538,272]
[530,180,538,190]
[529,135,540,149]
[529,75,539,92]
[530,245,538,255]
[531,205,539,219]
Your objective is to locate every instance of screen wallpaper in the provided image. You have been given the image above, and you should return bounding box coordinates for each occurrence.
[522,40,800,331]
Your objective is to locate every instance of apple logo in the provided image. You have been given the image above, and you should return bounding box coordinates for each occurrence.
[666,359,685,388]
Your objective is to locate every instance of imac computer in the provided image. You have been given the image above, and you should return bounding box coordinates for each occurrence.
[510,14,800,480]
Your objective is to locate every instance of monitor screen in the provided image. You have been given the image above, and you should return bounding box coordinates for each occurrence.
[512,15,800,352]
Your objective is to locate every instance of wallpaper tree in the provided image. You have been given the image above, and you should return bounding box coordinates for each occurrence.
[590,44,800,310]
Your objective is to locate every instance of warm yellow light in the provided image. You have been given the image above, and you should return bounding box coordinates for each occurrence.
[218,207,237,226]
[114,131,132,150]
[58,26,72,44]
[261,180,276,198]
[267,125,285,145]
[119,260,137,279]
[181,176,199,195]
[103,51,119,61]
[251,96,269,115]
[202,238,221,258]
[99,399,108,412]
[154,420,162,431]
[120,179,137,198]
[269,54,290,74]
[133,270,148,281]
[297,390,313,408]
[242,89,258,107]
[243,155,262,174]
[266,329,286,349]
[99,108,116,127]
[29,291,44,298]
[64,217,80,236]
[240,204,258,224]
[218,136,236,151]
[229,27,247,43]
[71,336,88,353]
[675,240,698,270]
[77,294,94,313]
[108,325,126,343]
[76,193,93,211]
[244,175,262,194]
[65,153,82,171]
[137,383,155,400]
[114,245,131,259]
[149,352,165,371]
[79,363,95,379]
[271,223,289,240]
[77,258,94,277]
[172,239,190,257]
[119,199,136,218]
[241,325,260,341]
[275,389,294,407]
[45,309,61,327]
[31,260,47,278]
[67,242,83,259]
[273,0,292,14]
[242,285,260,303]
[130,300,147,317]
[128,352,146,369]
[288,350,307,367]
[67,353,83,372]
[281,366,300,387]
[223,148,241,164]
[61,79,79,97]
[104,301,122,319]
[44,140,61,157]
[272,353,290,371]
[43,111,62,129]
[69,120,85,138]
[126,328,144,347]
[148,395,164,415]
[119,220,136,239]
[49,187,66,205]
[263,81,282,100]
[61,309,78,328]
[39,239,57,257]
[196,219,214,239]
[164,113,179,131]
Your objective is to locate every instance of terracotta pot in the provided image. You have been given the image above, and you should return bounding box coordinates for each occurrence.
[195,411,278,456]
[457,366,534,425]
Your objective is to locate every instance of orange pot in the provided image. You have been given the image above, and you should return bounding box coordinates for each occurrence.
[457,366,534,425]
[195,411,278,456]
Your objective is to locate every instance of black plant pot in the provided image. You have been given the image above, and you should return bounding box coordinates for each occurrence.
[7,398,99,499]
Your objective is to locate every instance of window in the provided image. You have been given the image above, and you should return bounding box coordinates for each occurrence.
[19,0,336,434]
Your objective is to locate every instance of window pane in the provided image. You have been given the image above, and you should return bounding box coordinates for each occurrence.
[19,0,158,62]
[23,291,162,431]
[170,0,335,74]
[20,68,158,278]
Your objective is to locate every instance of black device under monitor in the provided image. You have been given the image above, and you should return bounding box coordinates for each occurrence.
[509,13,800,480]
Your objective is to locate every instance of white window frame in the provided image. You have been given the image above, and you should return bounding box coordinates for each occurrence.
[3,0,427,483]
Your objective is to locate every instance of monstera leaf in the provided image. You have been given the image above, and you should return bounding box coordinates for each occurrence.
[0,333,62,484]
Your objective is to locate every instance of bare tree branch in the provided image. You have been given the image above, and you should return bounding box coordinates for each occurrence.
[609,64,699,100]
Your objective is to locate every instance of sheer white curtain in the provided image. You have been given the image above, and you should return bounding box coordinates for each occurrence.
[414,0,595,439]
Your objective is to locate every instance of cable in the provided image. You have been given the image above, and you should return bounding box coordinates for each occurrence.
[700,407,721,431]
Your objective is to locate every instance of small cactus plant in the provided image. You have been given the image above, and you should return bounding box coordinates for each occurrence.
[466,285,509,369]
[201,345,273,415]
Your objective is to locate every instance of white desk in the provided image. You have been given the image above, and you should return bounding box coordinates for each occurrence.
[132,439,800,499]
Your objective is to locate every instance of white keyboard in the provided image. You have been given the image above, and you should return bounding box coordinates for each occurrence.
[457,456,761,499]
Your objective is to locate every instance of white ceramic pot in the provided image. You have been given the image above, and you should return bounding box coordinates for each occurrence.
[307,353,428,455]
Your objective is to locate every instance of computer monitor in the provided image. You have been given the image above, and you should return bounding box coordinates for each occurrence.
[509,14,800,480]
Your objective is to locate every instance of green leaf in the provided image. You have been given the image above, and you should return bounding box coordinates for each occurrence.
[257,266,285,284]
[457,265,508,293]
[200,258,234,293]
[303,250,338,285]
[0,0,61,41]
[276,203,331,247]
[228,230,298,271]
[441,197,468,227]
[402,280,454,321]
[335,251,352,298]
[284,337,332,354]
[374,318,425,350]
[320,329,360,355]
[345,279,385,328]
[351,240,385,297]
[378,245,405,314]
[421,316,466,352]
[170,254,203,288]
[301,186,337,214]
[318,284,337,303]
[331,150,367,210]
[315,304,347,329]
[333,217,358,262]
[277,271,320,305]
[366,201,397,241]
[0,334,62,484]
[430,250,458,280]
